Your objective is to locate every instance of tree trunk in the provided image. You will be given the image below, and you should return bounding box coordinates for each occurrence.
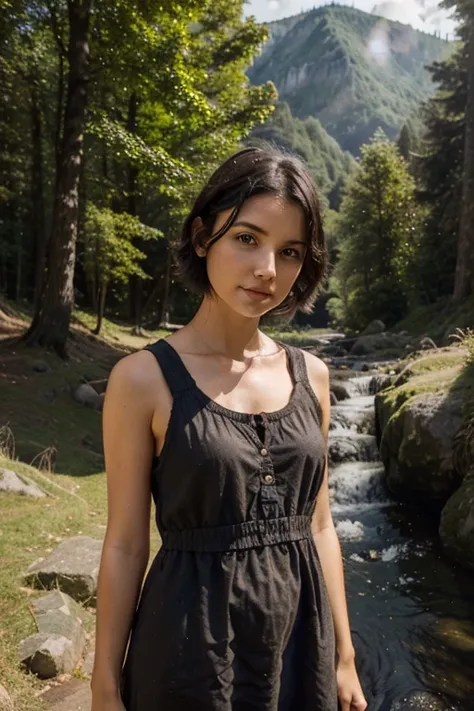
[15,233,22,301]
[160,247,172,325]
[31,83,47,310]
[24,0,92,357]
[94,282,107,335]
[126,92,145,335]
[453,21,474,303]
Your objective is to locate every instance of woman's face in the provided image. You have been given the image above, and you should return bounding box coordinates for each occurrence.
[199,194,307,318]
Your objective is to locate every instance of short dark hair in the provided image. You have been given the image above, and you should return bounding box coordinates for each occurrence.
[176,145,328,317]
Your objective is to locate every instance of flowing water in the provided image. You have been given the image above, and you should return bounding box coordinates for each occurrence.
[328,367,474,711]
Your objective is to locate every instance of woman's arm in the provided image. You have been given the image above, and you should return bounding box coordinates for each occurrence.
[306,355,354,660]
[305,354,367,711]
[91,352,158,705]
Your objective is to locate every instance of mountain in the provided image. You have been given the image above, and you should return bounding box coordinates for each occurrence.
[250,101,356,209]
[248,5,453,155]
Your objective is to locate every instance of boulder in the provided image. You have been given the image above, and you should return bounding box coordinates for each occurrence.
[18,590,91,679]
[0,685,13,711]
[25,536,103,604]
[351,332,411,357]
[377,390,463,504]
[369,373,392,394]
[361,319,385,336]
[330,381,352,401]
[32,590,89,647]
[19,632,75,679]
[32,360,50,373]
[439,470,474,570]
[74,384,101,410]
[0,468,45,498]
[328,433,378,464]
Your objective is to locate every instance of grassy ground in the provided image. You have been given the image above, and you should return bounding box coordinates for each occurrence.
[394,294,474,344]
[0,300,332,707]
[0,454,107,710]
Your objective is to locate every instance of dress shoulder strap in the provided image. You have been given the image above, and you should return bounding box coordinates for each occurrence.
[143,339,196,397]
[281,343,311,387]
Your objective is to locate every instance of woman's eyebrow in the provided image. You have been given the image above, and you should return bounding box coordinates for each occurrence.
[233,221,306,246]
[232,220,268,235]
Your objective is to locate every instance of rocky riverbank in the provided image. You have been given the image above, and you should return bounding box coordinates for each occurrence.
[373,346,474,571]
[317,320,474,573]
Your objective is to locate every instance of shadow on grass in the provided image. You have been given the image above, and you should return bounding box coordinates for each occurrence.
[0,312,157,477]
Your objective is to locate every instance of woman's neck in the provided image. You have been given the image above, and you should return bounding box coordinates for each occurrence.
[187,296,268,360]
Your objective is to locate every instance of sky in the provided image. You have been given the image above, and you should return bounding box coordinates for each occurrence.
[243,0,458,38]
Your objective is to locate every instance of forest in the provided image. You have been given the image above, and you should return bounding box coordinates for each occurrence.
[0,0,473,354]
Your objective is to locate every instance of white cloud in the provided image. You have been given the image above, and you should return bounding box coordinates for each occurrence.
[243,0,458,38]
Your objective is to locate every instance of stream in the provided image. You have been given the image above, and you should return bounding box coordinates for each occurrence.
[328,363,474,711]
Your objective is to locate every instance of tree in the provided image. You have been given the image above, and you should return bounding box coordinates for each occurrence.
[443,0,474,302]
[327,130,422,330]
[82,204,161,334]
[416,42,466,303]
[24,0,93,356]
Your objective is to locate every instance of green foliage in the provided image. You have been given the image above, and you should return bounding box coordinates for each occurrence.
[0,0,276,328]
[415,39,467,302]
[327,133,423,330]
[248,4,453,155]
[83,204,161,296]
[450,327,474,364]
[250,101,356,207]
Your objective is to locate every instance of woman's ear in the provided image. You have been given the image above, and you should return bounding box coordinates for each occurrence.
[191,217,207,258]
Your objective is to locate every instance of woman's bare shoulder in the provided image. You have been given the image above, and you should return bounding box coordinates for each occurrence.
[301,349,330,385]
[108,348,166,390]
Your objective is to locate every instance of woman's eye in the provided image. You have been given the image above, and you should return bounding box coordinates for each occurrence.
[282,248,302,260]
[237,233,255,245]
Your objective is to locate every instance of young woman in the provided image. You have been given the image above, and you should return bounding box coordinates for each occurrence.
[91,146,367,711]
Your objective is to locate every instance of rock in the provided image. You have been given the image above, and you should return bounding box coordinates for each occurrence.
[351,332,411,357]
[81,649,95,676]
[440,470,474,570]
[408,336,437,352]
[330,391,337,406]
[24,536,103,604]
[97,392,105,412]
[18,590,90,680]
[361,319,385,336]
[0,468,45,498]
[328,433,378,464]
[330,381,352,401]
[74,384,101,410]
[377,390,464,504]
[369,374,392,394]
[0,684,13,711]
[33,590,89,652]
[32,360,50,373]
[19,632,75,679]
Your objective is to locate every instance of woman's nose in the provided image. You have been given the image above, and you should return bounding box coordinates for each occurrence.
[254,251,276,279]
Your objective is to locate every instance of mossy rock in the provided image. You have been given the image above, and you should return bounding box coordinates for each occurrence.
[375,347,469,505]
[440,471,474,570]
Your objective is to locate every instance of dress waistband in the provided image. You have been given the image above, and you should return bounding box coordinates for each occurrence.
[161,515,312,552]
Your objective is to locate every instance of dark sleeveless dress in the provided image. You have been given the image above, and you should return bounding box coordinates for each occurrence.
[121,339,337,711]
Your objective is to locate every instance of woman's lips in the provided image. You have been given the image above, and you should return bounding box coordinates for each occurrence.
[241,287,272,301]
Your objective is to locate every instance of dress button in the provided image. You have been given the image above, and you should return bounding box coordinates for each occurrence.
[260,448,268,457]
[263,474,274,484]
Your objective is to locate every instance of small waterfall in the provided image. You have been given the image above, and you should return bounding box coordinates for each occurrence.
[327,362,474,711]
[329,371,389,518]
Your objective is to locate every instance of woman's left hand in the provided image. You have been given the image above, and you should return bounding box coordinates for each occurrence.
[336,656,367,711]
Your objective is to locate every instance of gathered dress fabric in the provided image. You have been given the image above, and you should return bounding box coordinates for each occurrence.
[121,338,337,711]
